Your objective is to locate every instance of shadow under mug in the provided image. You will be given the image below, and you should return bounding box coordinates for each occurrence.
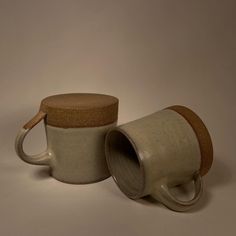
[105,106,213,211]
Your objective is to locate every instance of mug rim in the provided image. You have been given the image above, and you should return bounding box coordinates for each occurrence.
[105,127,146,199]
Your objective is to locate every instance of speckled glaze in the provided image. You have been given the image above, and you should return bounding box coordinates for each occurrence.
[16,122,116,184]
[105,109,203,211]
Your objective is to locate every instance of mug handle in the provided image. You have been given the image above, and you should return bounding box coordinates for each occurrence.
[15,111,51,165]
[151,172,203,212]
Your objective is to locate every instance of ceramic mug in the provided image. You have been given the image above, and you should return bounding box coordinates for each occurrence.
[15,93,119,184]
[105,106,213,211]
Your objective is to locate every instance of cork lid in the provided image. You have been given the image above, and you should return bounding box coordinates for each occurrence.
[39,93,118,128]
[167,105,213,176]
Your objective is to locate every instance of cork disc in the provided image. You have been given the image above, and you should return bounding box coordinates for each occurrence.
[167,105,213,176]
[40,93,119,128]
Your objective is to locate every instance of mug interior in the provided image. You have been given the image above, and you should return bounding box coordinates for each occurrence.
[105,129,144,198]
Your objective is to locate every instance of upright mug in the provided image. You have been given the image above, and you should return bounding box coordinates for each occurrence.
[15,93,119,184]
[105,106,213,211]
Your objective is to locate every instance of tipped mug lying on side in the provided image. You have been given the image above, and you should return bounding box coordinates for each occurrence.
[15,93,119,184]
[105,105,213,212]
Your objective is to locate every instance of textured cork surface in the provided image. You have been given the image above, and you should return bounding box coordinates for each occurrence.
[167,105,213,176]
[40,93,119,128]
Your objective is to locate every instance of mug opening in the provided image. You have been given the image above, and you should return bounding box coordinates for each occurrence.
[105,129,144,199]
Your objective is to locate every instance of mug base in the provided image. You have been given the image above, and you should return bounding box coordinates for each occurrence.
[49,168,111,184]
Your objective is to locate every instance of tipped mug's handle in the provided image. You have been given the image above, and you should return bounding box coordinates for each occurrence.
[151,172,203,212]
[15,111,51,165]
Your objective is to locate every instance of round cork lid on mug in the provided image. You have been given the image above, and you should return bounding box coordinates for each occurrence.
[39,93,119,128]
[167,105,213,176]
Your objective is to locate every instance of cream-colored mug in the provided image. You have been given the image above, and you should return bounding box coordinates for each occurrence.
[15,93,118,184]
[105,106,213,211]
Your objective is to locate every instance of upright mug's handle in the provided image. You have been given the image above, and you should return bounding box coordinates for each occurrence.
[15,111,51,165]
[151,172,203,212]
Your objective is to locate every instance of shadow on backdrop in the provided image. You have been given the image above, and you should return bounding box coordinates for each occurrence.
[33,166,51,180]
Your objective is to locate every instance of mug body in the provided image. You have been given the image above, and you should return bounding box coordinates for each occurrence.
[47,122,116,184]
[105,109,201,198]
[15,93,119,184]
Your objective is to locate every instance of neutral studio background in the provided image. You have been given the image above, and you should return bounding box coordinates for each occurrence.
[0,0,236,235]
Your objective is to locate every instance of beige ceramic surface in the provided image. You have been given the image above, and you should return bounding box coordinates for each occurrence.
[47,124,115,183]
[0,0,235,235]
[16,122,116,184]
[105,109,202,211]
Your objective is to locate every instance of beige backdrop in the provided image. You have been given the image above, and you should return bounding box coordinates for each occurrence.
[0,0,236,235]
